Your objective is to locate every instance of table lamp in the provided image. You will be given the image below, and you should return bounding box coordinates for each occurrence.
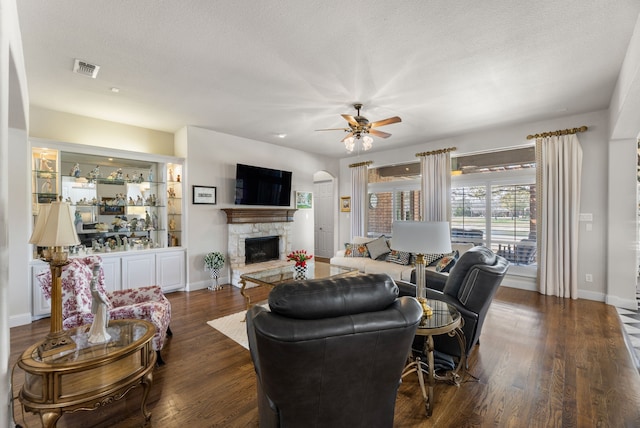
[29,198,81,357]
[392,221,451,315]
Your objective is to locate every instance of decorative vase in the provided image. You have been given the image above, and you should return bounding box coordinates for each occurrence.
[293,264,308,280]
[208,267,222,291]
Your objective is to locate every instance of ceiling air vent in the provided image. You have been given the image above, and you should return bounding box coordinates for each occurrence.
[73,59,100,78]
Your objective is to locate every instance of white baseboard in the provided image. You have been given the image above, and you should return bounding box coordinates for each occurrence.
[606,294,638,310]
[9,313,32,328]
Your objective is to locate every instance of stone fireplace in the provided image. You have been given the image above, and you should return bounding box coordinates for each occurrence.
[222,208,297,286]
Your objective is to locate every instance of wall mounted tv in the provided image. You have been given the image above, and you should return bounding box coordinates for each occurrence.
[234,163,292,206]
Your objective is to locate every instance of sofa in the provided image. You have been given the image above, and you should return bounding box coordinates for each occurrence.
[330,235,474,281]
[246,273,423,428]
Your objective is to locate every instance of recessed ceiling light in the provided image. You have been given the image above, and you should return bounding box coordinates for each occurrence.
[110,87,120,93]
[276,133,287,138]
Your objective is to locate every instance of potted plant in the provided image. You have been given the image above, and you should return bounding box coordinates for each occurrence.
[287,249,313,280]
[204,251,225,290]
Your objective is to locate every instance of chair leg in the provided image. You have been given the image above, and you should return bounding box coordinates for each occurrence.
[166,326,173,337]
[156,350,165,366]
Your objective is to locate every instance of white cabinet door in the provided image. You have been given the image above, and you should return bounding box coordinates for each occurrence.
[121,253,156,289]
[156,250,186,292]
[32,262,51,319]
[100,256,122,293]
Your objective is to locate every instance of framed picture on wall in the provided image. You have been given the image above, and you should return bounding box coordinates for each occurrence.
[295,191,313,209]
[340,196,351,212]
[193,185,217,204]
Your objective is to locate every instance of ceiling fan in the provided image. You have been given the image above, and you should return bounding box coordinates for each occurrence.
[316,104,402,152]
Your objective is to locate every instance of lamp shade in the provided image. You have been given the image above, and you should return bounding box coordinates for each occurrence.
[29,203,51,244]
[34,200,80,247]
[391,221,452,254]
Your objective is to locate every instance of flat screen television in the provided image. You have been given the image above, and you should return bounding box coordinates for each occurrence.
[234,163,292,206]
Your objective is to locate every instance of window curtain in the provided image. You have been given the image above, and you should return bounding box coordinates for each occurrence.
[418,149,452,221]
[535,134,582,299]
[350,161,370,239]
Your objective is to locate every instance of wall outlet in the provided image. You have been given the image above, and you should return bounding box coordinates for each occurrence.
[585,274,593,282]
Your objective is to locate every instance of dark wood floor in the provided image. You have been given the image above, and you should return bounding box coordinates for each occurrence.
[9,284,640,427]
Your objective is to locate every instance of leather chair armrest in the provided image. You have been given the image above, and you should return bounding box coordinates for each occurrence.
[425,270,447,292]
[407,269,448,292]
[396,280,416,297]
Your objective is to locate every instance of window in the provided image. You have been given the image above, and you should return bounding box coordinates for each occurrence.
[368,163,420,237]
[451,147,537,266]
[367,147,536,267]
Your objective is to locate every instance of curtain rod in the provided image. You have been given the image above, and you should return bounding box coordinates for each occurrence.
[526,126,587,140]
[415,147,457,157]
[349,160,373,168]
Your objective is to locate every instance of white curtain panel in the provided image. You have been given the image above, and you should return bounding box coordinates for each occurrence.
[350,164,369,239]
[420,151,452,221]
[536,134,583,299]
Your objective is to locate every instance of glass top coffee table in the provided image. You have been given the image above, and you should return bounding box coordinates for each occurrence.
[239,262,358,309]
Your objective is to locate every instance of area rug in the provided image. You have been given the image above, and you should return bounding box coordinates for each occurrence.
[207,304,268,350]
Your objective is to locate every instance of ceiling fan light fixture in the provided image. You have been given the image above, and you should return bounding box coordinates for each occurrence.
[344,137,355,152]
[362,135,373,150]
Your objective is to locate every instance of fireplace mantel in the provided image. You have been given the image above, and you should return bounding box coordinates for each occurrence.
[221,208,297,224]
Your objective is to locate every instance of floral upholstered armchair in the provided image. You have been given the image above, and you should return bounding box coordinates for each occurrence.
[37,255,172,364]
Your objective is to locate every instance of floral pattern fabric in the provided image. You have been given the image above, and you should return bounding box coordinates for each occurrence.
[37,255,172,351]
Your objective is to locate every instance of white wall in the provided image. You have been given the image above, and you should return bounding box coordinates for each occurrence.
[2,0,29,425]
[338,110,618,302]
[607,138,638,308]
[29,106,175,156]
[177,125,339,290]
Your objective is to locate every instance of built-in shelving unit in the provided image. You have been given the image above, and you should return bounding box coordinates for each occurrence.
[29,140,187,318]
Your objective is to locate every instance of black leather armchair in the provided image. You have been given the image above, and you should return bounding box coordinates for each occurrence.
[398,246,509,358]
[246,273,423,428]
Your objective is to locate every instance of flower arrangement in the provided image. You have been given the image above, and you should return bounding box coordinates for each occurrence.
[287,249,313,267]
[204,251,225,270]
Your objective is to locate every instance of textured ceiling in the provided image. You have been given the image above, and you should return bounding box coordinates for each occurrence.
[16,1,640,158]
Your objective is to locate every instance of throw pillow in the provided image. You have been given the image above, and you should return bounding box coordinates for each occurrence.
[386,249,411,265]
[366,236,390,260]
[435,250,459,273]
[425,252,448,265]
[344,242,370,258]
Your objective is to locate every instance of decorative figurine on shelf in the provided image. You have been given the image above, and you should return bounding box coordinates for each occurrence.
[91,165,100,180]
[168,187,176,198]
[41,178,52,193]
[88,263,111,344]
[204,251,225,291]
[39,157,53,172]
[177,174,181,182]
[147,168,153,182]
[169,217,176,231]
[145,210,151,229]
[70,163,81,178]
[169,168,174,182]
[74,211,83,233]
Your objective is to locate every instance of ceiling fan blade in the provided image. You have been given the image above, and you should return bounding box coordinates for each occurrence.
[369,116,402,128]
[315,128,351,132]
[368,129,392,139]
[341,114,360,127]
[341,132,354,142]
